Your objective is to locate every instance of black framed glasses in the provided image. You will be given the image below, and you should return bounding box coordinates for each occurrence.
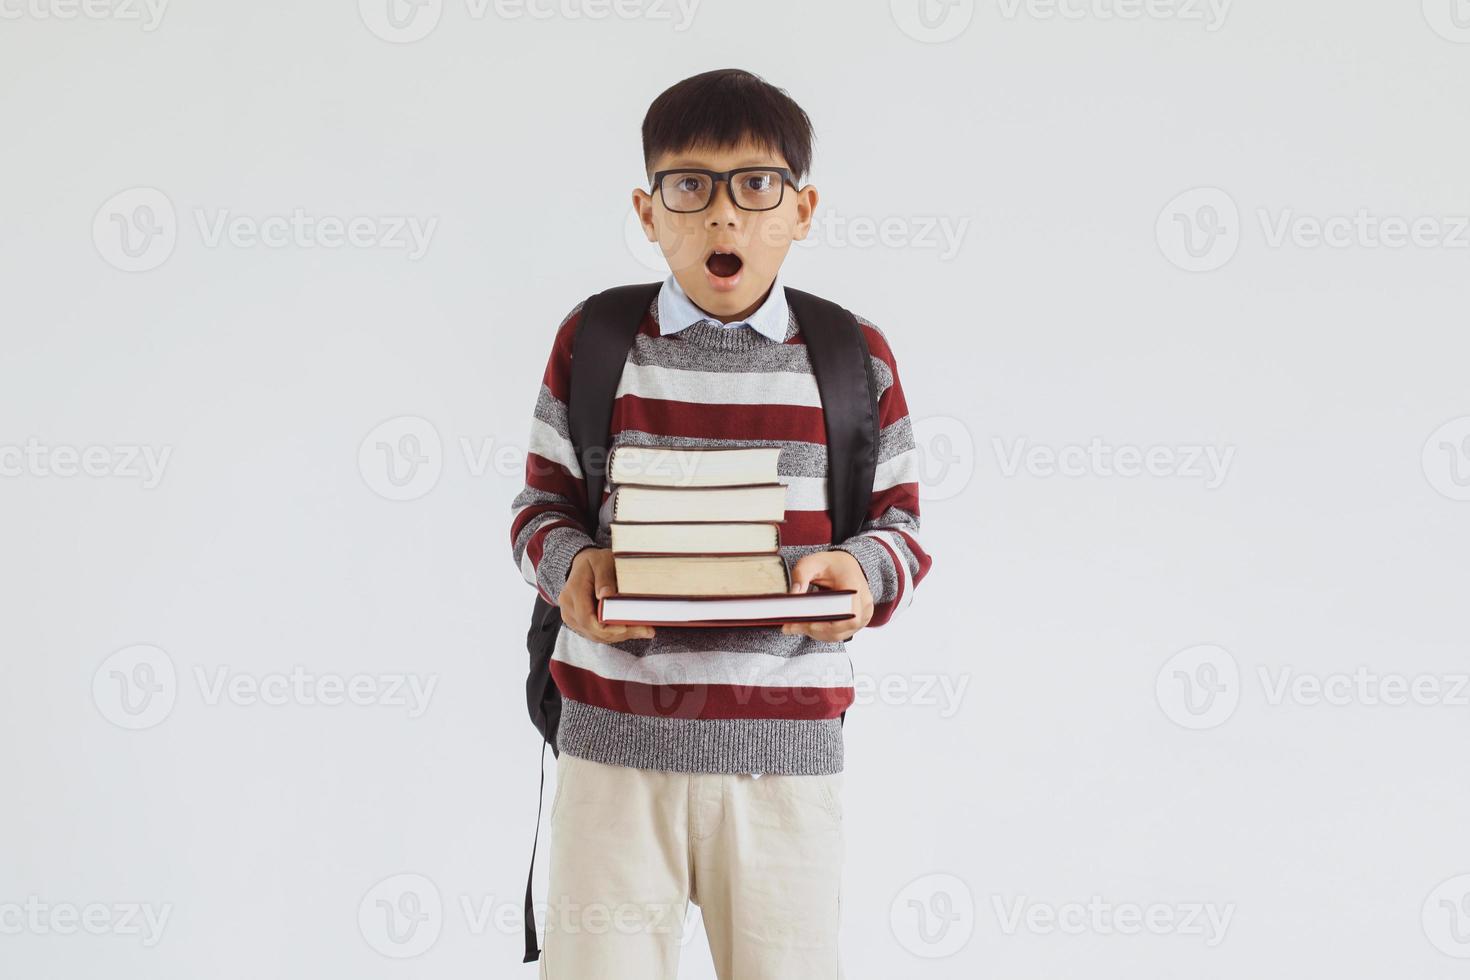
[650,167,797,213]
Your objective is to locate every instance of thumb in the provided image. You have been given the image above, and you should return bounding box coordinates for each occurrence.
[789,554,819,593]
[592,560,617,599]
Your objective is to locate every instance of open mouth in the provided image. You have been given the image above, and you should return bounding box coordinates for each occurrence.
[704,248,744,285]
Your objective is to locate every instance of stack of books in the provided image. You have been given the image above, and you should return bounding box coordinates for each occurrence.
[596,445,857,628]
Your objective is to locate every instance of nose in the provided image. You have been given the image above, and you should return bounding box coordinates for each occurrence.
[704,178,740,226]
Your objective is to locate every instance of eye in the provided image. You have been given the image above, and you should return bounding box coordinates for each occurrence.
[741,173,775,192]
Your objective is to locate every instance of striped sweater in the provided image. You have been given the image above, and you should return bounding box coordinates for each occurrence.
[509,288,933,775]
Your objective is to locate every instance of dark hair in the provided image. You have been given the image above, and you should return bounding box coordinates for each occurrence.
[641,68,815,184]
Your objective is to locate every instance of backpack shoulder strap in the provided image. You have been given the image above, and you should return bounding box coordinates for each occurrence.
[783,286,880,542]
[567,281,662,528]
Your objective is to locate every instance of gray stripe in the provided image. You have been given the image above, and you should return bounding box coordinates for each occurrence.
[557,698,844,775]
[532,384,570,438]
[639,301,897,397]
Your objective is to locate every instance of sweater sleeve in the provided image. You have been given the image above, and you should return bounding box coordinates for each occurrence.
[831,318,934,628]
[509,301,599,606]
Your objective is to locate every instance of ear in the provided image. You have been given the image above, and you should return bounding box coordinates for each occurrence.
[631,188,657,242]
[792,184,819,241]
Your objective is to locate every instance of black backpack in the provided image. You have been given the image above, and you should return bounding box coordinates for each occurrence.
[520,280,880,963]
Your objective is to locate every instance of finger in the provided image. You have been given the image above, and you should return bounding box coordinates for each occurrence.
[588,619,655,643]
[591,561,618,600]
[789,555,822,593]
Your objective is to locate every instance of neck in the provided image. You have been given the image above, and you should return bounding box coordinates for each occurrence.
[696,281,774,324]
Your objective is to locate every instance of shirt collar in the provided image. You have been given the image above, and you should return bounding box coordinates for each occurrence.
[656,270,789,343]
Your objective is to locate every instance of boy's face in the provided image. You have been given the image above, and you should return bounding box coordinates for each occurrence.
[632,139,818,323]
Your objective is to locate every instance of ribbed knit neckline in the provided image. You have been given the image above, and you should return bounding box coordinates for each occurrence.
[647,298,799,352]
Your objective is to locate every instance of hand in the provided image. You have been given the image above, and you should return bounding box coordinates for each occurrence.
[781,550,873,642]
[559,548,656,643]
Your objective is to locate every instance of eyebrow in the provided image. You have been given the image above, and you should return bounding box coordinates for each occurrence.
[663,158,782,170]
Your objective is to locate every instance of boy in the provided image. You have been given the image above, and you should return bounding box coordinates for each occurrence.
[509,68,933,979]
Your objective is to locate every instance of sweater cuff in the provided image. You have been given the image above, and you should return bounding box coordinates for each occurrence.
[538,525,598,605]
[831,534,891,602]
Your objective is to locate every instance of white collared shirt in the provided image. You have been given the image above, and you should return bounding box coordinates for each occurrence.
[656,270,790,343]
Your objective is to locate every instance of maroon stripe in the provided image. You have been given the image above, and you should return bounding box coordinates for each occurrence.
[523,453,586,501]
[550,660,852,721]
[776,509,835,546]
[868,482,920,519]
[612,394,828,443]
[511,499,584,543]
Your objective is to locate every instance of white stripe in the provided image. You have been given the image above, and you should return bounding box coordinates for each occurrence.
[751,474,917,516]
[779,475,826,511]
[529,417,582,477]
[874,446,919,493]
[866,529,915,614]
[556,632,855,689]
[616,362,822,408]
[519,548,538,589]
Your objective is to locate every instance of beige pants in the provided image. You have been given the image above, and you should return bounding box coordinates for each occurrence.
[538,753,845,980]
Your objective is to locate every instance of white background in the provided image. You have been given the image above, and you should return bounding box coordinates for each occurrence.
[3,0,1470,977]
